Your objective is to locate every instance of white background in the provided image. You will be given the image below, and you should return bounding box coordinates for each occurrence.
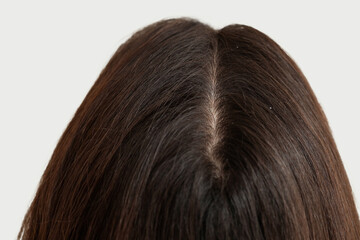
[1,1,359,239]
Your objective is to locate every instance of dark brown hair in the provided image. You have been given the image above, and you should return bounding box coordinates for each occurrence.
[18,17,360,239]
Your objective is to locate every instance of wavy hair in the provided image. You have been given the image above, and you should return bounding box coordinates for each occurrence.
[18,17,360,239]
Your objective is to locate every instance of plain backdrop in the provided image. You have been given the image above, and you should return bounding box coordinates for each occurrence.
[1,1,359,239]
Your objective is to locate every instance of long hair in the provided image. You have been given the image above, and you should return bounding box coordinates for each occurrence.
[18,17,360,239]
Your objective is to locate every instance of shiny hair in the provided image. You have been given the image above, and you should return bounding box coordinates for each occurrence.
[18,17,360,239]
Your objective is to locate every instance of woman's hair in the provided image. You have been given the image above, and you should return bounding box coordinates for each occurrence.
[19,17,360,239]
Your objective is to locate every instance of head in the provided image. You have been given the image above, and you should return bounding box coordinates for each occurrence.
[19,17,360,239]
